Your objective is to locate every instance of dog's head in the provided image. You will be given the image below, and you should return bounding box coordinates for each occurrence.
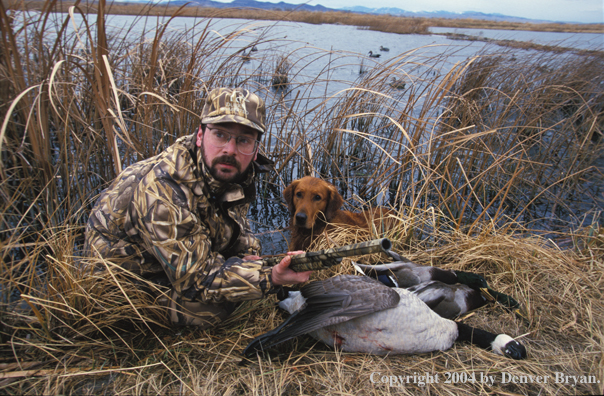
[283,176,344,229]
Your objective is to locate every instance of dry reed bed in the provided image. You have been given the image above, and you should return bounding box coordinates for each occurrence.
[2,221,603,394]
[1,2,603,394]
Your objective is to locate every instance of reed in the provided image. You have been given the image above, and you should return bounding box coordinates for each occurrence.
[0,1,603,394]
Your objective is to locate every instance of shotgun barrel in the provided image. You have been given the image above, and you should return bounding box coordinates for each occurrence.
[263,238,392,272]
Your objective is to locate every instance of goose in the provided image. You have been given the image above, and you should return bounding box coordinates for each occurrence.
[244,275,527,359]
[352,251,525,320]
[368,51,381,58]
[380,45,390,51]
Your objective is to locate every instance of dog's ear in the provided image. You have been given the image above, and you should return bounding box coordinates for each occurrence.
[283,180,299,214]
[325,183,344,221]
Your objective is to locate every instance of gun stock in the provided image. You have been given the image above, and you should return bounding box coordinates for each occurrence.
[263,238,392,272]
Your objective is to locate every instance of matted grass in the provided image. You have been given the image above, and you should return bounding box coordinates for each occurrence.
[1,219,602,395]
[1,1,603,394]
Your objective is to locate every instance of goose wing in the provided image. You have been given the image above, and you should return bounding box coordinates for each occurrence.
[244,275,399,356]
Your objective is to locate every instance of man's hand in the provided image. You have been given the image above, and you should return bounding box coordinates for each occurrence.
[243,255,262,261]
[271,251,312,286]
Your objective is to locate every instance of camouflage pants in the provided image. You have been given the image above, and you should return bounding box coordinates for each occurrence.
[166,290,239,329]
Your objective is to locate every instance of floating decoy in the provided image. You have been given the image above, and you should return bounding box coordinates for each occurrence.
[244,275,527,359]
[241,51,252,62]
[389,77,406,90]
[353,251,525,320]
[271,74,288,90]
[368,51,381,58]
[380,45,390,51]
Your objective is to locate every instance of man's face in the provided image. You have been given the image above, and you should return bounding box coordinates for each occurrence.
[197,122,259,183]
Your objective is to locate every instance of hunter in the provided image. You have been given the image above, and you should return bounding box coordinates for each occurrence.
[85,87,310,328]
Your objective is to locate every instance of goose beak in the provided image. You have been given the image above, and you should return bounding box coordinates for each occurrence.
[502,339,527,360]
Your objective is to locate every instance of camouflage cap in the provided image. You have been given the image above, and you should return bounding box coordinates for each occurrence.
[201,87,266,134]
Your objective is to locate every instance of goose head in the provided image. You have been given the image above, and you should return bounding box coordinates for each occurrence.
[492,334,527,360]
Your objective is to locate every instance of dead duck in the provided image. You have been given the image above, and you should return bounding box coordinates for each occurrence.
[353,250,480,288]
[244,275,527,359]
[406,281,484,319]
[353,261,485,318]
[353,251,524,319]
[368,51,381,58]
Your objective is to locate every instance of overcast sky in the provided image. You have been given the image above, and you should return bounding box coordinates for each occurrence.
[210,0,604,24]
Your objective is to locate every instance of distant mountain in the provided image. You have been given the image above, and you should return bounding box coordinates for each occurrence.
[141,0,334,13]
[340,6,549,23]
[117,0,555,23]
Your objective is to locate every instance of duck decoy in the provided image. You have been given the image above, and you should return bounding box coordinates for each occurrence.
[380,45,390,51]
[244,275,527,359]
[353,251,526,320]
[389,77,406,90]
[241,51,252,62]
[368,51,381,58]
[251,46,258,52]
[271,74,288,90]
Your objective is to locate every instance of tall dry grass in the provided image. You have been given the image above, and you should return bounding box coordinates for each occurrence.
[1,0,603,394]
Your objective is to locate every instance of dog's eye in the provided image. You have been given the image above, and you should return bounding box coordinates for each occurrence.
[313,194,322,201]
[296,192,303,198]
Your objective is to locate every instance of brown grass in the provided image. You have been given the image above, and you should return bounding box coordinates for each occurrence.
[1,1,603,394]
[2,220,603,395]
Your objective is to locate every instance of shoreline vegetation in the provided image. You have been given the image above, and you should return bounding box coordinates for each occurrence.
[4,0,604,35]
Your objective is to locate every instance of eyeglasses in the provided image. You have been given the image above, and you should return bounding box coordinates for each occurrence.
[205,127,259,155]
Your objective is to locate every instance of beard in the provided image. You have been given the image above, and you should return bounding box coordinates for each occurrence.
[201,146,253,184]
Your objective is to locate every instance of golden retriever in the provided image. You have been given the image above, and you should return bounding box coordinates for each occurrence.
[283,176,390,251]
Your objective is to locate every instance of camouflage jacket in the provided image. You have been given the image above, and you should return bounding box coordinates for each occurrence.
[85,134,276,303]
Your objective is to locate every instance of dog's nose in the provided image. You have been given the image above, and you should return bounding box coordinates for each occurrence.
[295,213,307,226]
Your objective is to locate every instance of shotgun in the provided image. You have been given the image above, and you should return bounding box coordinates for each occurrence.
[263,238,392,272]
